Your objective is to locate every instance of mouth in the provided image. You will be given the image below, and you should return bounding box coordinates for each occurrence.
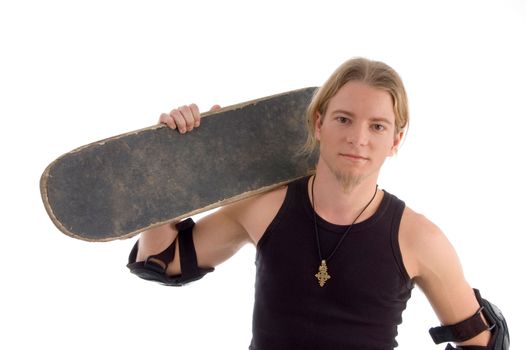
[339,153,369,161]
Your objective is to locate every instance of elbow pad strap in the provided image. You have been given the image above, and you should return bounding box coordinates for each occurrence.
[429,305,489,344]
[429,289,509,350]
[127,218,214,286]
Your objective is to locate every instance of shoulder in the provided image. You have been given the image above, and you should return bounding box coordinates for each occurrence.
[400,206,443,242]
[220,185,288,244]
[399,206,457,279]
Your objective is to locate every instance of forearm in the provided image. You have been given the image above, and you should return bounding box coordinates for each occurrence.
[456,328,491,347]
[136,222,179,263]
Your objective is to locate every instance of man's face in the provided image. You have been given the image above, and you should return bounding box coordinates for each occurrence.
[315,81,403,189]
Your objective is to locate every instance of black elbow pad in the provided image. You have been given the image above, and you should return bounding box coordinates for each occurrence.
[476,289,509,350]
[127,218,214,286]
[429,289,509,350]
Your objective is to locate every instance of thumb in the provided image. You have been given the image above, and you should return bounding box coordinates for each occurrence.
[209,104,221,111]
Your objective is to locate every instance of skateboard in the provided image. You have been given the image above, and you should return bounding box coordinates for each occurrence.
[40,87,318,241]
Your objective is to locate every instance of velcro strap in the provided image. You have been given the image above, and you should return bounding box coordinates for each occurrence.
[429,306,489,344]
[176,218,201,280]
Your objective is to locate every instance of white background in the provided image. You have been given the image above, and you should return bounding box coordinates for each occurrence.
[1,1,524,349]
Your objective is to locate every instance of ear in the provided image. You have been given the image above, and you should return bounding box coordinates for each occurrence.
[315,112,323,141]
[390,130,404,156]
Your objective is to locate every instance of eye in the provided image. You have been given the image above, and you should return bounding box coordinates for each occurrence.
[372,123,385,132]
[336,116,349,124]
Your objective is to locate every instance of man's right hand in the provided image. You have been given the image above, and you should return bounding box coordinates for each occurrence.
[159,104,221,133]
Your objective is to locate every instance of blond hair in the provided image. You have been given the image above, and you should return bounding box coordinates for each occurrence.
[302,57,409,155]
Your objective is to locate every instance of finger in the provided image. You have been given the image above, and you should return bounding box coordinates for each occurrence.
[210,104,221,111]
[170,109,188,133]
[189,103,201,127]
[159,113,177,129]
[177,105,197,132]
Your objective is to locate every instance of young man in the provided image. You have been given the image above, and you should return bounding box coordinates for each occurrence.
[127,58,507,349]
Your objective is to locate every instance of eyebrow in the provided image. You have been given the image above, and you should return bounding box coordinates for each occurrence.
[370,117,394,126]
[331,109,393,125]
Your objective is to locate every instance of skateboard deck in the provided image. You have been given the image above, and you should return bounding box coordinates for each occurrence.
[41,87,318,241]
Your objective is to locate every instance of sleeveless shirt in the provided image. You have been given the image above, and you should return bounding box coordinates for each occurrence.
[249,176,413,350]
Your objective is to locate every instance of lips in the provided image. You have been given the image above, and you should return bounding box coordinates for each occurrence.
[339,153,368,161]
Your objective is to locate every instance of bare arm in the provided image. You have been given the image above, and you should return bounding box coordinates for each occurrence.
[136,204,252,275]
[399,208,491,347]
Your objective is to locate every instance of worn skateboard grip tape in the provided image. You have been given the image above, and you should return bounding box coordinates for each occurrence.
[41,87,317,241]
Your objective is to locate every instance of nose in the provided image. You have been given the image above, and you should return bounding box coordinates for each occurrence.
[346,124,368,146]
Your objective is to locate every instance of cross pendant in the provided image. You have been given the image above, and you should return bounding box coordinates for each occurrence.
[315,259,331,287]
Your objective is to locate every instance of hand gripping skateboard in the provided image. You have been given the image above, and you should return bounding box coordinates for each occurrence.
[40,87,318,241]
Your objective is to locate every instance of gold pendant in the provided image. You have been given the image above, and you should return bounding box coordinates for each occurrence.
[315,259,331,287]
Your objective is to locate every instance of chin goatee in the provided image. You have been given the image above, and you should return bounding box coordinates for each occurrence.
[333,170,363,192]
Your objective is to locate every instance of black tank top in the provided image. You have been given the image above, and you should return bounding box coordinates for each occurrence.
[249,176,413,350]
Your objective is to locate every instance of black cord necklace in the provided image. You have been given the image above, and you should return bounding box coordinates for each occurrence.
[311,175,378,287]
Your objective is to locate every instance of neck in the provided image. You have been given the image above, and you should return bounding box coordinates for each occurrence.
[309,166,381,225]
